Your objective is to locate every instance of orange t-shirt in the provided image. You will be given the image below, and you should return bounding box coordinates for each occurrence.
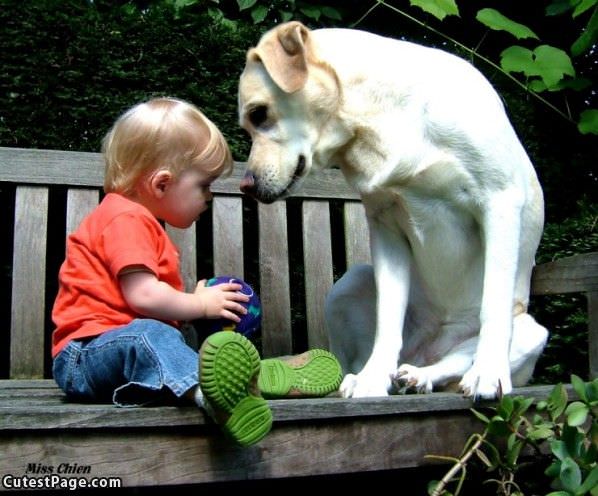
[51,193,183,357]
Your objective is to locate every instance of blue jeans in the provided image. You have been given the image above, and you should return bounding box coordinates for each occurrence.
[52,319,199,407]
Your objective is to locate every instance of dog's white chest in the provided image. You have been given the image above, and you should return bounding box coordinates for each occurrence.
[363,183,484,310]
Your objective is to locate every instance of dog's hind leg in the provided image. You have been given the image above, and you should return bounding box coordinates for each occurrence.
[394,313,548,393]
[325,264,376,376]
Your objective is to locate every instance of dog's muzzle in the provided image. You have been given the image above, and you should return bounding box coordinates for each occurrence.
[240,155,306,204]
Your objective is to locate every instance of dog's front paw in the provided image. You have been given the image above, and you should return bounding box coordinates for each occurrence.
[460,364,512,400]
[339,371,390,398]
[392,364,433,394]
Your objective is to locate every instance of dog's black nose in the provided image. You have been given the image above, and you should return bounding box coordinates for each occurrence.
[240,171,257,196]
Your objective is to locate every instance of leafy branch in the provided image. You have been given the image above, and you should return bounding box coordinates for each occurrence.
[427,375,598,496]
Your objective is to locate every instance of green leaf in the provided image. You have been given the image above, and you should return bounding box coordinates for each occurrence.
[572,0,597,17]
[571,374,589,401]
[501,45,575,89]
[528,425,556,441]
[299,5,322,20]
[250,5,268,23]
[551,439,569,461]
[237,0,257,11]
[546,0,577,16]
[482,440,501,469]
[565,401,589,426]
[501,46,537,76]
[476,8,539,40]
[506,436,524,467]
[571,7,598,55]
[321,6,342,20]
[279,10,293,22]
[578,109,598,135]
[409,0,460,21]
[578,466,598,494]
[545,492,573,496]
[546,459,562,478]
[560,457,582,492]
[533,45,576,87]
[512,396,535,418]
[471,408,491,424]
[498,395,514,419]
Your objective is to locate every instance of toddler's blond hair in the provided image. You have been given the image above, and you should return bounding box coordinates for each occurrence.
[102,97,233,194]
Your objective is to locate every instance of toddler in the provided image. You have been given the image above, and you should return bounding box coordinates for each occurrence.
[52,97,341,447]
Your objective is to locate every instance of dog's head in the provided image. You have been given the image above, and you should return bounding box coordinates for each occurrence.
[238,21,344,203]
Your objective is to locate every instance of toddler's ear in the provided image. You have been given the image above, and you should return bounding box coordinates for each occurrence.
[149,169,173,196]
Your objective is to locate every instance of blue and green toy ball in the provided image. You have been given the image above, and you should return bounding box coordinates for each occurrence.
[201,276,262,337]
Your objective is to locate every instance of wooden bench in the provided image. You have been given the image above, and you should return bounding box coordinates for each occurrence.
[1,146,597,488]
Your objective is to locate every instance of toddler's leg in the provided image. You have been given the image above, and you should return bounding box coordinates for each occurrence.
[58,319,199,406]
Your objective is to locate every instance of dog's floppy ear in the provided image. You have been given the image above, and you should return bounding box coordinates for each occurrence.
[251,21,311,93]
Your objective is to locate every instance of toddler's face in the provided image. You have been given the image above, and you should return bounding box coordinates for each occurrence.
[160,167,215,228]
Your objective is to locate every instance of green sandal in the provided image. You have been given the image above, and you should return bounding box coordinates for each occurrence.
[199,331,272,447]
[258,349,343,398]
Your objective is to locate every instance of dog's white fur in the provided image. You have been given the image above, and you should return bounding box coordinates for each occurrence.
[238,21,548,399]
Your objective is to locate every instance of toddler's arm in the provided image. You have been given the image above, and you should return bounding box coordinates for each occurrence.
[119,269,249,322]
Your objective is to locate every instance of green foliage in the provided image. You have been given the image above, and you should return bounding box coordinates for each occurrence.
[500,45,576,90]
[215,0,343,27]
[428,376,598,496]
[0,0,262,158]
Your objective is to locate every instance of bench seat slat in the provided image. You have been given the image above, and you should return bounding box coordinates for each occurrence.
[0,379,560,429]
[10,186,49,379]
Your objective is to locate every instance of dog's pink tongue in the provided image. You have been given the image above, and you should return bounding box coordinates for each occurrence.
[240,171,255,193]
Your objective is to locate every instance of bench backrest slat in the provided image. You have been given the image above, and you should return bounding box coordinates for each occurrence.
[166,225,198,293]
[258,202,293,357]
[10,186,49,379]
[66,189,100,235]
[212,196,244,278]
[344,201,371,267]
[302,200,334,350]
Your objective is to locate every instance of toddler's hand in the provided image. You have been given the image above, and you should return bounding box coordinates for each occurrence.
[194,279,250,322]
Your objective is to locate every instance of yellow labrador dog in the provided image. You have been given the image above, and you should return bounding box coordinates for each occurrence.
[238,21,548,399]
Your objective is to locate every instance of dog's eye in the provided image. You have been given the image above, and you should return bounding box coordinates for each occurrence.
[248,106,268,128]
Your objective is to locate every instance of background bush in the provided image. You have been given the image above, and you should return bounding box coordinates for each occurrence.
[0,0,262,158]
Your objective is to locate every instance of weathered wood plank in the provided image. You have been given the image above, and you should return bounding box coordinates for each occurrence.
[10,186,49,379]
[531,252,598,295]
[0,147,360,199]
[302,201,334,350]
[258,202,292,358]
[66,188,100,235]
[212,196,244,278]
[0,383,563,430]
[344,201,371,267]
[0,413,479,486]
[166,225,197,293]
